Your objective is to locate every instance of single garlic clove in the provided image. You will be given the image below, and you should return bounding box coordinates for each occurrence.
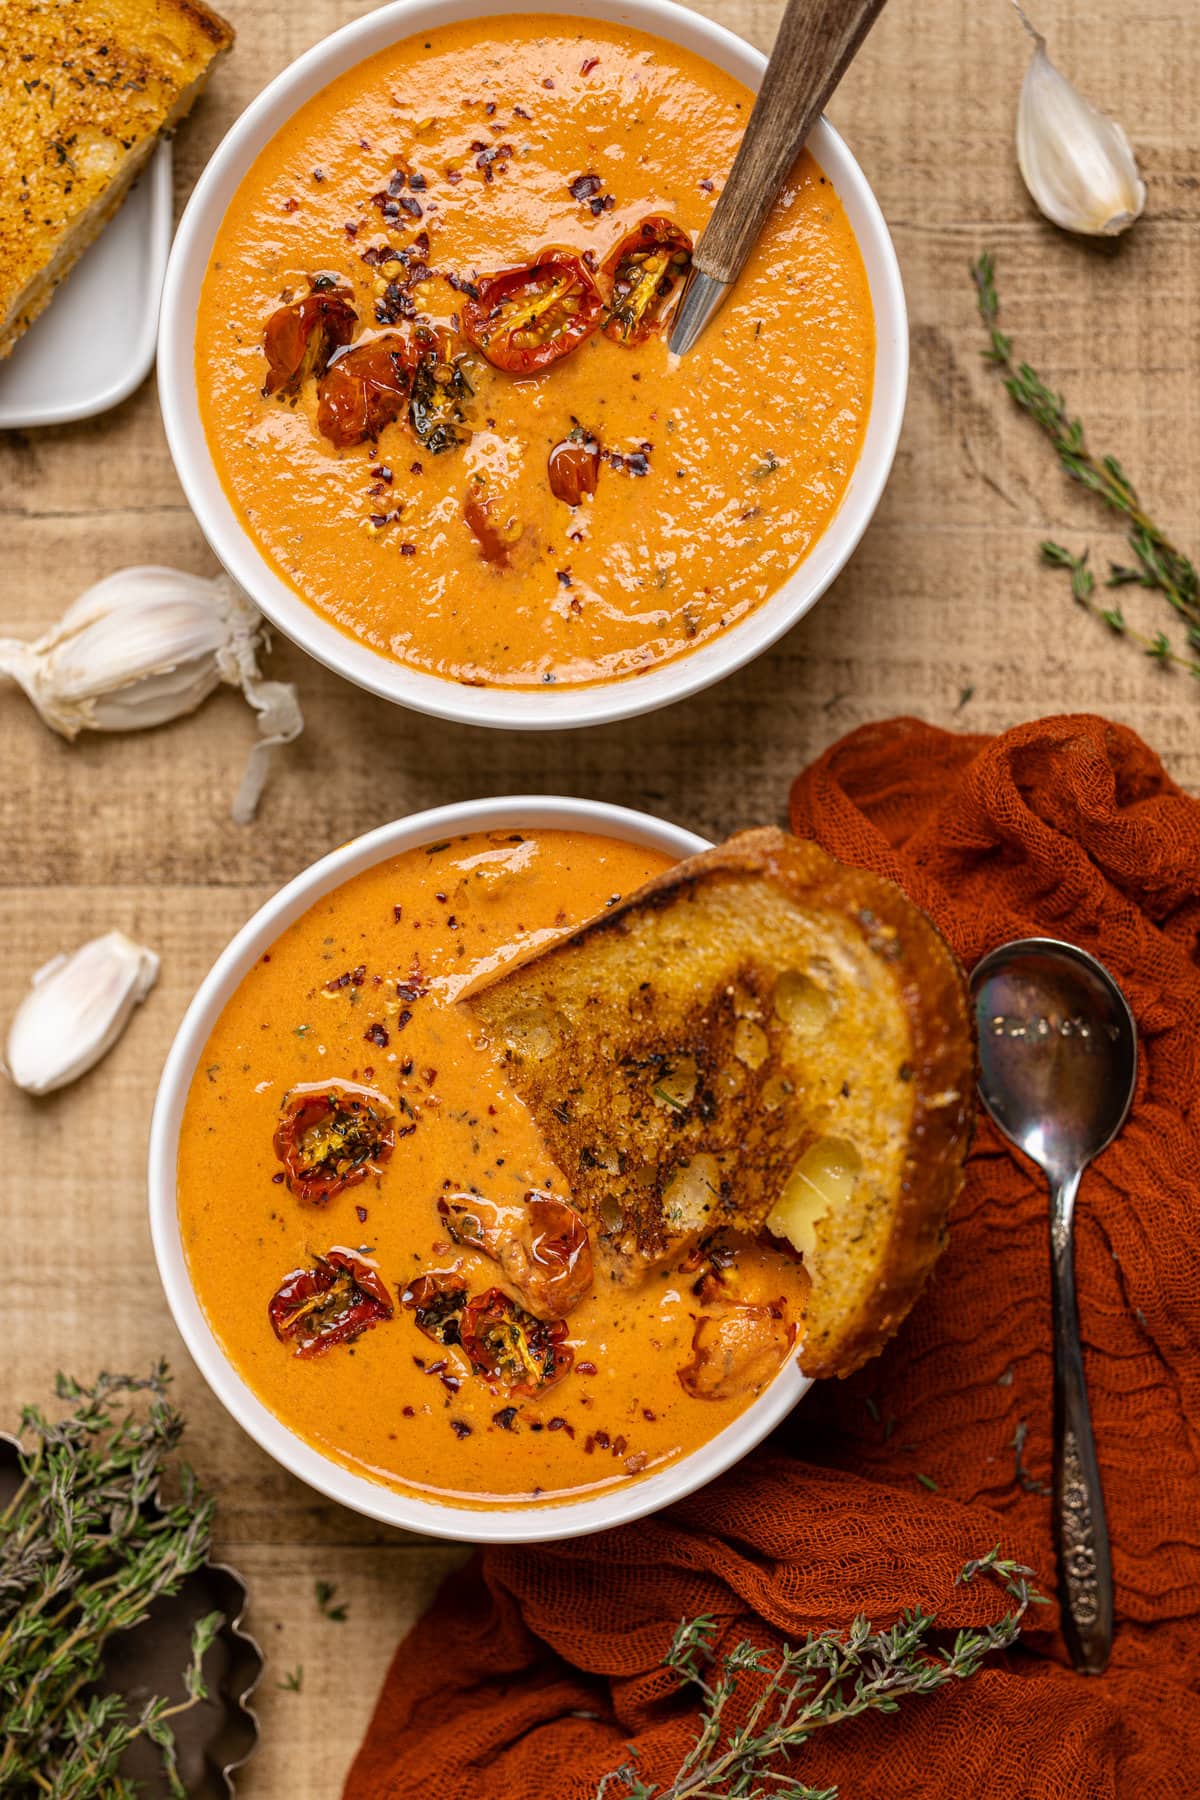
[4,931,159,1097]
[1016,31,1146,237]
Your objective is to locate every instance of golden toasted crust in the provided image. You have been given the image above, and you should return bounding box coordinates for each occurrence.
[464,828,975,1380]
[0,0,235,359]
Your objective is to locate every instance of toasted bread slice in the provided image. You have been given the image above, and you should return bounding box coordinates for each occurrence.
[0,0,234,360]
[464,828,974,1380]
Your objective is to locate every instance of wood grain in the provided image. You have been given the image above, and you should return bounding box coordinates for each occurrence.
[2,0,1198,1794]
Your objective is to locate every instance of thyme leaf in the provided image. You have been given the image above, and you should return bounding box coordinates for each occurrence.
[972,253,1200,665]
[597,1549,1043,1800]
[0,1366,220,1798]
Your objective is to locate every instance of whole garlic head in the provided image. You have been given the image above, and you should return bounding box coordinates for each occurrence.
[1016,19,1145,237]
[4,932,159,1097]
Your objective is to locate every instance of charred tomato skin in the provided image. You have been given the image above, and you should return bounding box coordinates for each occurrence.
[459,1287,573,1395]
[461,253,604,374]
[602,217,693,346]
[273,1083,395,1205]
[316,332,414,447]
[401,1270,469,1346]
[263,289,358,397]
[268,1248,393,1359]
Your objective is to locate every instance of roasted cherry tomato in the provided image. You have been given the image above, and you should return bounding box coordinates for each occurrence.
[408,324,473,453]
[547,432,600,506]
[273,1083,394,1205]
[459,1288,573,1395]
[263,288,357,398]
[439,1191,592,1319]
[677,1299,794,1401]
[602,217,692,346]
[316,333,413,447]
[401,1271,468,1346]
[461,253,604,374]
[268,1248,393,1358]
[462,480,520,566]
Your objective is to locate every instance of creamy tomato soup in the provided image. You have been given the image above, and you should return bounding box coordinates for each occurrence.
[196,16,874,690]
[178,829,809,1506]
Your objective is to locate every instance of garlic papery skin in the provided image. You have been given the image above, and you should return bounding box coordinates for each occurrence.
[0,566,303,823]
[1016,22,1146,237]
[4,932,159,1097]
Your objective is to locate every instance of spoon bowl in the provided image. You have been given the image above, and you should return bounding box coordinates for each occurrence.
[973,937,1137,1185]
[970,936,1137,1677]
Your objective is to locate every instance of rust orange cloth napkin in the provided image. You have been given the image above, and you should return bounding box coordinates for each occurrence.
[345,715,1200,1799]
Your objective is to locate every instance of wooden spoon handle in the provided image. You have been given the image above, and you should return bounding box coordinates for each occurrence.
[694,0,890,285]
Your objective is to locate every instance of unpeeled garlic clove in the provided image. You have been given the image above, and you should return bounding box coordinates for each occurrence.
[4,931,159,1097]
[1014,7,1145,238]
[0,566,303,824]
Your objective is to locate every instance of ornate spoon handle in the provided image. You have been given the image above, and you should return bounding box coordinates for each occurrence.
[1050,1171,1113,1673]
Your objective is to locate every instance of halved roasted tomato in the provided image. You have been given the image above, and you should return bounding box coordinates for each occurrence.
[461,253,604,374]
[274,1082,394,1205]
[602,217,692,346]
[548,431,600,506]
[677,1299,794,1401]
[439,1191,592,1318]
[316,333,414,448]
[263,288,357,397]
[268,1248,393,1358]
[408,324,473,452]
[459,1288,573,1394]
[401,1270,468,1346]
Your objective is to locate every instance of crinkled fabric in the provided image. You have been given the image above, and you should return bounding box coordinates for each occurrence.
[346,715,1200,1800]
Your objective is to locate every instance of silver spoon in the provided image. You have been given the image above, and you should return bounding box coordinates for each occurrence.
[970,937,1136,1675]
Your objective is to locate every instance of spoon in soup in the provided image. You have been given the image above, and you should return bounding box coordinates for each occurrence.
[970,937,1137,1675]
[670,0,890,354]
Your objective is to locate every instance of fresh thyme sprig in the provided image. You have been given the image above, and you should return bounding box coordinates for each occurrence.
[1040,543,1200,675]
[0,1366,220,1798]
[972,253,1200,661]
[597,1548,1043,1800]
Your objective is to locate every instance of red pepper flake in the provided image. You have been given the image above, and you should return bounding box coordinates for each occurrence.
[410,461,423,475]
[402,1404,415,1417]
[594,1429,611,1449]
[400,543,417,556]
[446,167,463,184]
[513,105,531,120]
[700,177,715,193]
[356,1205,368,1222]
[450,1418,472,1438]
[580,55,600,74]
[485,100,496,115]
[613,1435,627,1456]
[365,1021,389,1048]
[542,76,556,88]
[271,1171,285,1185]
[547,1416,567,1431]
[625,1451,649,1474]
[569,172,601,202]
[393,904,403,922]
[642,1407,657,1421]
[576,1360,597,1375]
[344,221,360,239]
[372,465,393,484]
[410,170,427,189]
[282,197,299,213]
[556,569,572,588]
[493,1406,518,1431]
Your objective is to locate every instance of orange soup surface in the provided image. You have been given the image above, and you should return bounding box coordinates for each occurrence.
[178,829,809,1506]
[196,16,874,690]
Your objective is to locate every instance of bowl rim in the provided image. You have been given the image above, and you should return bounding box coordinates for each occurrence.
[157,0,908,732]
[147,795,813,1543]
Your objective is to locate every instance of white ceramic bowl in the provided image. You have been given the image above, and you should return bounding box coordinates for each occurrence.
[149,797,812,1542]
[158,0,907,732]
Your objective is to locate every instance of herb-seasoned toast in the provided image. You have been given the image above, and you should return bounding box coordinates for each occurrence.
[0,0,235,360]
[464,828,974,1380]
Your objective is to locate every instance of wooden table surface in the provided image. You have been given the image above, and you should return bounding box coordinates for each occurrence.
[3,0,1197,1791]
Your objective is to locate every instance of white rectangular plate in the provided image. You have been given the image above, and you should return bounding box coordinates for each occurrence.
[0,141,172,429]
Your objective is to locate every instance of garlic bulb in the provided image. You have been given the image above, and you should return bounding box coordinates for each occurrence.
[1014,6,1145,237]
[4,932,159,1097]
[0,567,303,824]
